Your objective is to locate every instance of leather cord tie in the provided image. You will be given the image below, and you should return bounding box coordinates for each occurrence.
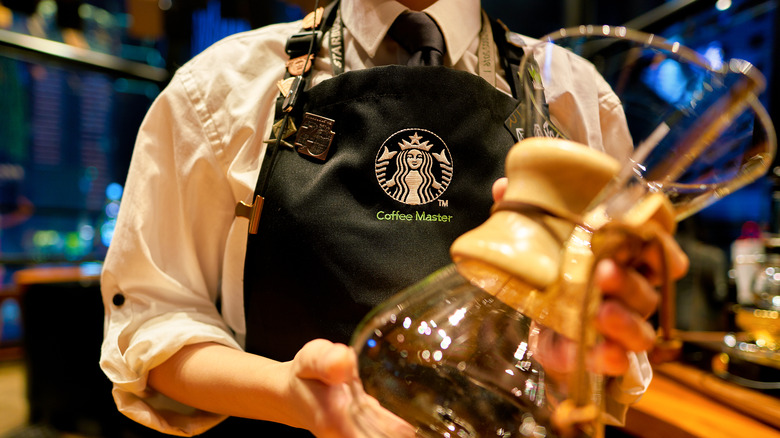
[491,200,590,231]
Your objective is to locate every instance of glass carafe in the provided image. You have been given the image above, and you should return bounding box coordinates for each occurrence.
[350,139,621,438]
[349,26,776,438]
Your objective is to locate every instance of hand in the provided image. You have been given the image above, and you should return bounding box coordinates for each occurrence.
[591,230,688,374]
[492,178,689,376]
[147,339,414,437]
[289,339,416,438]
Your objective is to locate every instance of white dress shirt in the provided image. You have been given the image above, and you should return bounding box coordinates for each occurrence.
[99,0,643,434]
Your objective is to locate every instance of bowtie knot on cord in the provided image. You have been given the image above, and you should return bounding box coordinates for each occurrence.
[388,11,446,67]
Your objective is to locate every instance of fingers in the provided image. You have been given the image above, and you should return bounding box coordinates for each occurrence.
[586,341,630,375]
[593,226,689,342]
[589,297,655,376]
[531,323,577,375]
[631,230,690,287]
[654,229,689,281]
[592,251,669,375]
[532,322,637,377]
[294,339,358,385]
[594,300,656,353]
[292,340,416,438]
[531,323,633,377]
[350,381,418,438]
[537,220,688,379]
[595,259,659,319]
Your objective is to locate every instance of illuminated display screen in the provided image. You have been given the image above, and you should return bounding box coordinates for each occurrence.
[0,54,157,283]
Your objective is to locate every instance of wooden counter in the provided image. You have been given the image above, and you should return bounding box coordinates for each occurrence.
[620,362,780,438]
[13,265,101,286]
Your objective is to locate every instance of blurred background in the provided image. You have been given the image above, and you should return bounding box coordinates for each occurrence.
[0,0,777,437]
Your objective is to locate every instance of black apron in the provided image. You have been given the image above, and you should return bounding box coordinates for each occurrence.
[204,12,532,438]
[243,65,519,358]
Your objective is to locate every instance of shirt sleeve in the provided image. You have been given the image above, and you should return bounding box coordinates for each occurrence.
[99,67,242,436]
[544,44,633,164]
[98,20,306,436]
[603,351,653,425]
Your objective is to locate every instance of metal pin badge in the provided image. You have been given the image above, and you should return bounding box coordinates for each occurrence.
[295,113,335,161]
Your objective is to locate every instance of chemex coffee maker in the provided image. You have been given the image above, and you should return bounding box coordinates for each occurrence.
[349,26,777,438]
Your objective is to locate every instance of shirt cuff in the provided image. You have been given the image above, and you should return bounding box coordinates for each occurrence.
[603,351,653,426]
[101,311,242,436]
[112,386,227,437]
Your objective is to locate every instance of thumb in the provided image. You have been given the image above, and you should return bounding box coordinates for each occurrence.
[293,339,358,386]
[492,177,508,202]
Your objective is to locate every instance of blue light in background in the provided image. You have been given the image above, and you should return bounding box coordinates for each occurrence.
[105,201,121,219]
[191,0,251,57]
[79,224,95,241]
[106,182,123,201]
[106,183,124,201]
[702,42,725,71]
[80,261,103,277]
[0,298,22,342]
[101,220,116,247]
[642,57,688,104]
[189,0,305,59]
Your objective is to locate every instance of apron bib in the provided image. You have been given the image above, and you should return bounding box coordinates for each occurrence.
[243,65,519,359]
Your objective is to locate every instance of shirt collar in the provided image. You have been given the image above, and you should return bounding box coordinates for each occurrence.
[341,0,482,66]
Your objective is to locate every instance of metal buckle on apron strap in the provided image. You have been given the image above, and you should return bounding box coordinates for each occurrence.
[281,75,304,112]
[235,195,264,234]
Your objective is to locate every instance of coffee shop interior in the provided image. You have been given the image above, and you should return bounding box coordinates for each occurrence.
[0,0,778,437]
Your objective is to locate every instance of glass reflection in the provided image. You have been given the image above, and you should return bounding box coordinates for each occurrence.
[352,265,553,437]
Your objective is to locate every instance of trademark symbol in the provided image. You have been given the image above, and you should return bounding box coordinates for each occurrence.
[438,199,449,207]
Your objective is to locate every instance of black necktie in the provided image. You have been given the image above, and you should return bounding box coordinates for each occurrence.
[388,12,446,66]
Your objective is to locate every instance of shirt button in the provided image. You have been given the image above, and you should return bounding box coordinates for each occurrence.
[112,293,125,306]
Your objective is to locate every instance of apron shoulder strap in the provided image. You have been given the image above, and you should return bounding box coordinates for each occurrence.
[284,1,339,61]
[240,2,340,227]
[490,18,565,141]
[490,17,528,101]
[276,0,339,115]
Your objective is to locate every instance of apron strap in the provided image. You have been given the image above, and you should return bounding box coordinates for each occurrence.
[279,0,339,112]
[476,10,497,88]
[236,1,339,231]
[491,18,530,103]
[491,19,564,142]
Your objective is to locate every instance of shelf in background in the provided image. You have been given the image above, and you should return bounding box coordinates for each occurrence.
[0,28,168,82]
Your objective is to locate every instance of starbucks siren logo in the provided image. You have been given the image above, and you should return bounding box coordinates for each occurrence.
[375,129,452,205]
